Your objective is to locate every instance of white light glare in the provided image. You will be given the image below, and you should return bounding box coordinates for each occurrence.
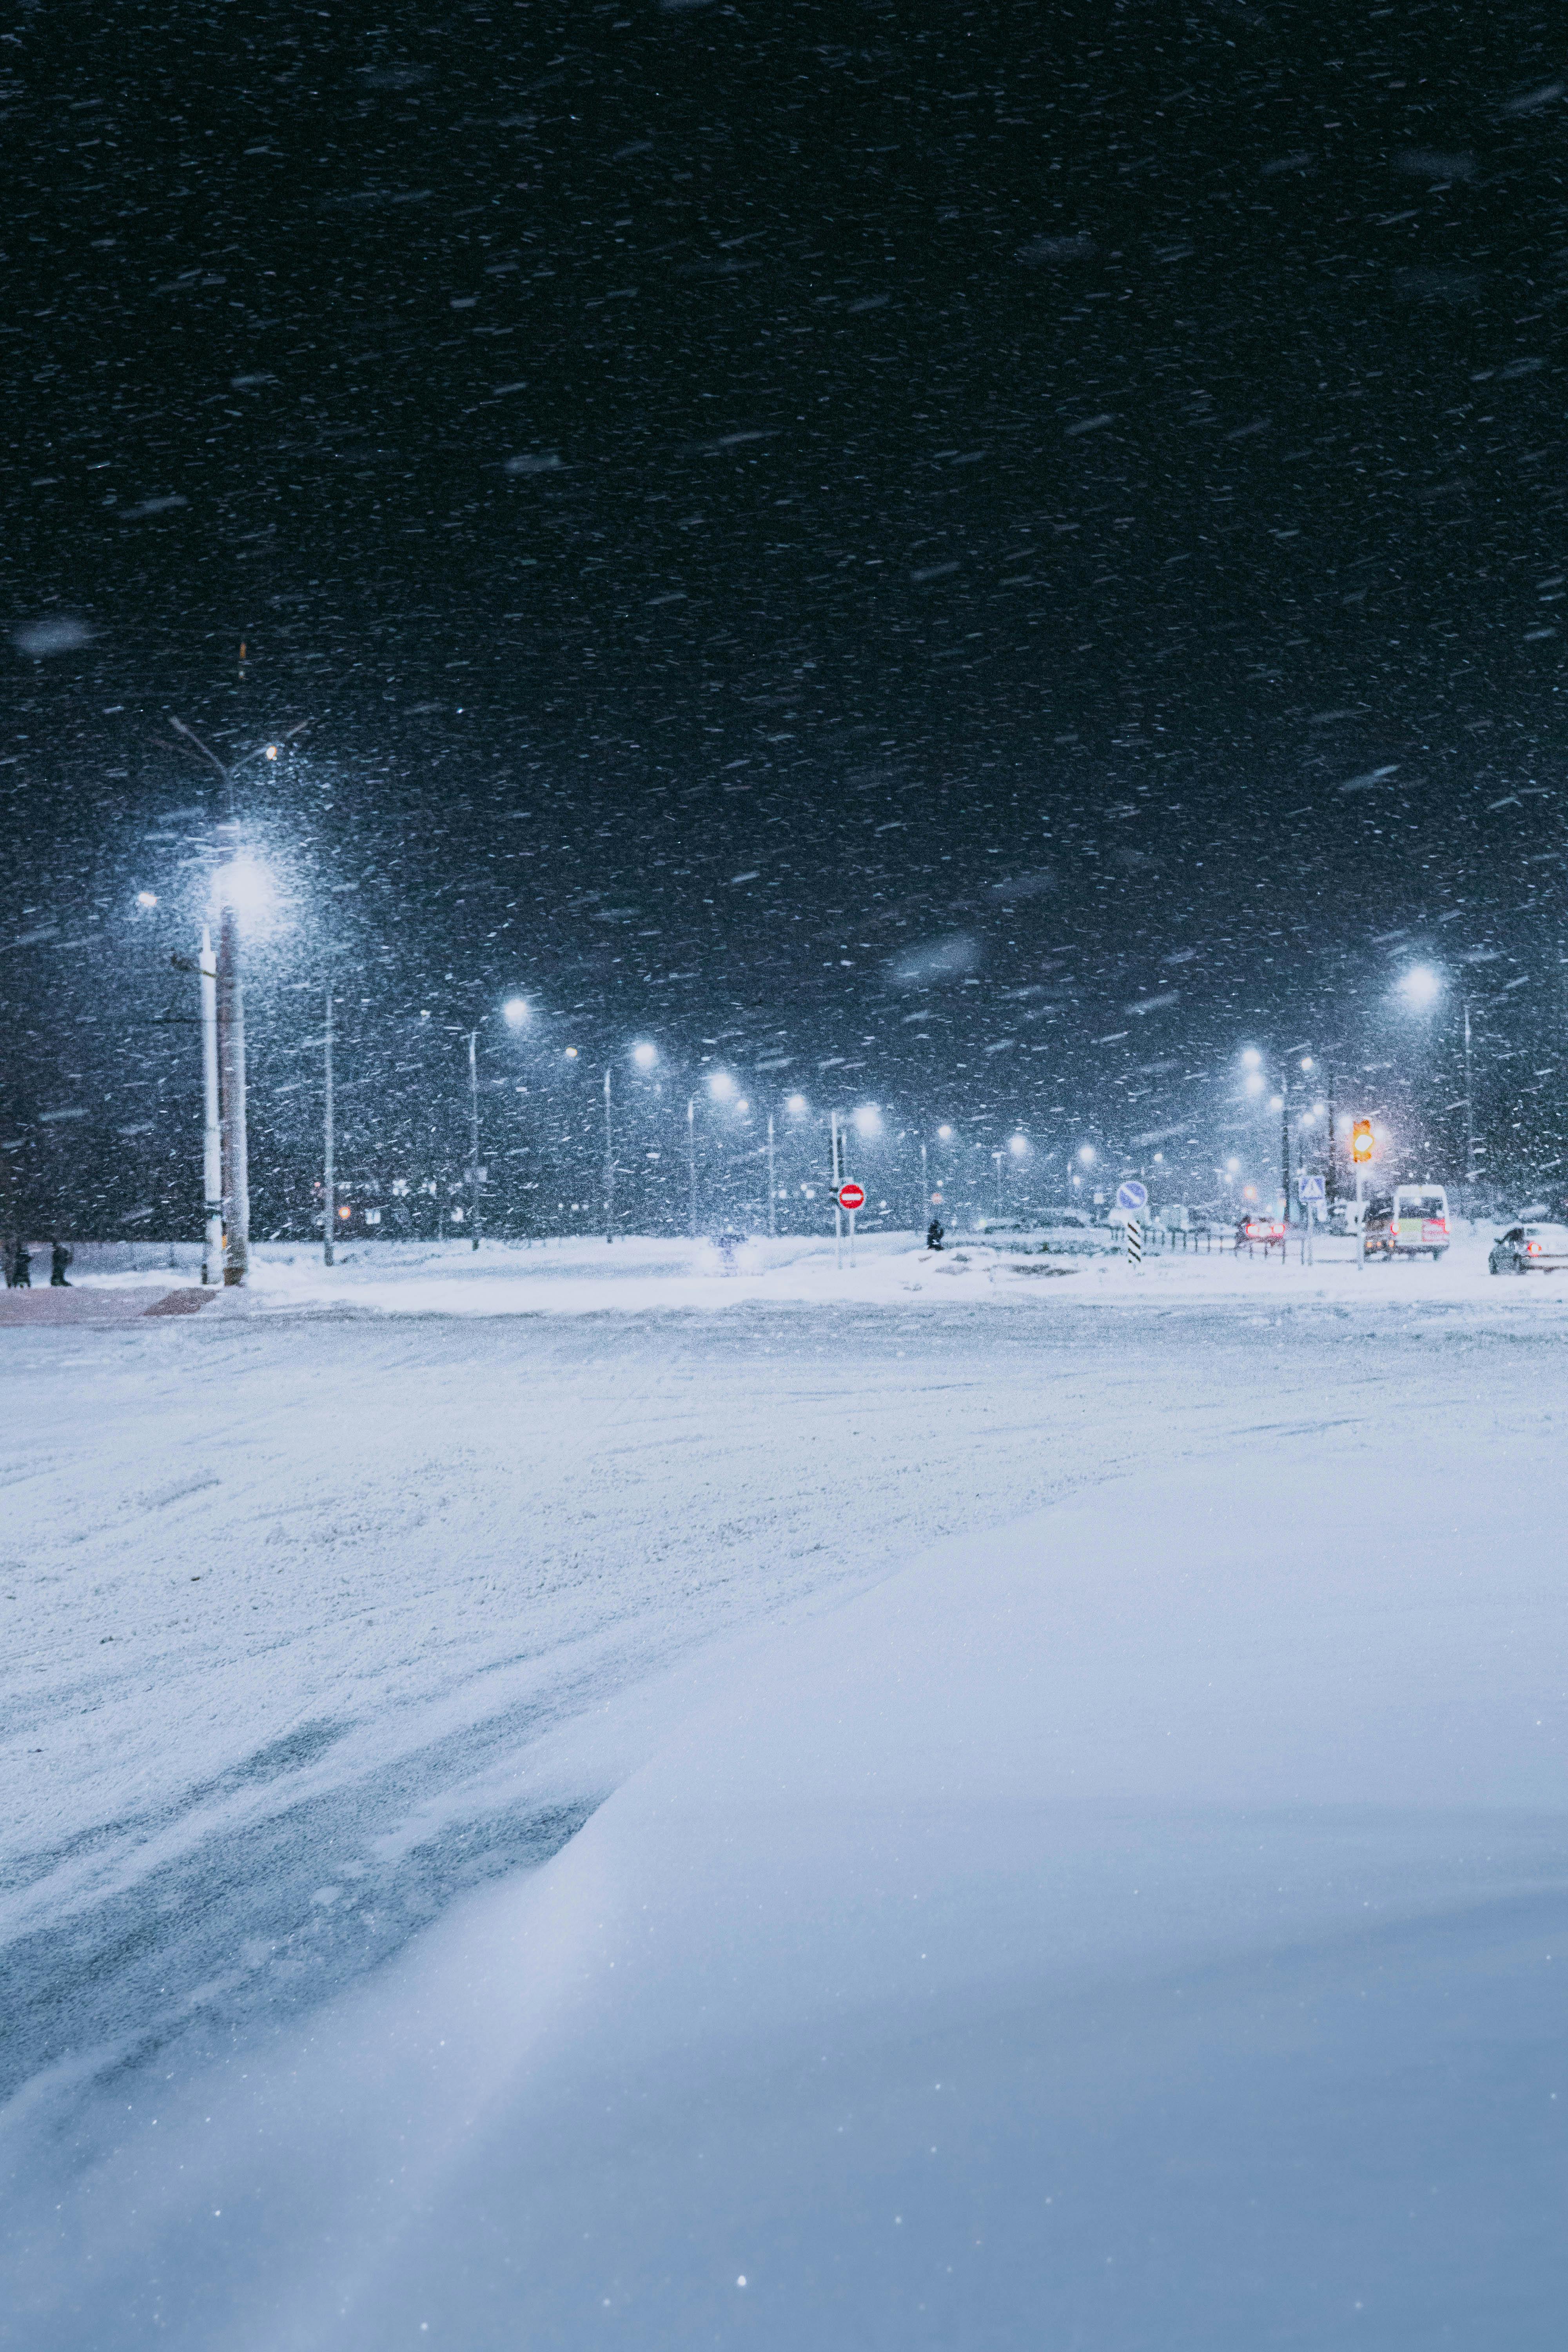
[631,1040,658,1069]
[852,1103,882,1138]
[936,1123,953,1141]
[1244,1071,1266,1097]
[1299,1055,1313,1072]
[502,996,530,1028]
[136,890,158,909]
[708,1070,737,1101]
[1225,1156,1240,1173]
[210,855,276,922]
[1400,964,1442,1008]
[1241,1047,1262,1068]
[785,1092,808,1116]
[1076,1143,1096,1166]
[1008,1132,1029,1158]
[1268,1094,1284,1112]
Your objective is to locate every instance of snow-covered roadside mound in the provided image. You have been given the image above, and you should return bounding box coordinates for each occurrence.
[13,1436,1564,2350]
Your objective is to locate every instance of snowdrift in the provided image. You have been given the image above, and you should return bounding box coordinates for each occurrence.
[11,1432,1565,2348]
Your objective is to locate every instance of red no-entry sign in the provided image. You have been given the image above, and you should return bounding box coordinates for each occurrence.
[837,1181,866,1212]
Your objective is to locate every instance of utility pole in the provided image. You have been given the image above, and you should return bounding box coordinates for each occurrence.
[687,1094,697,1240]
[199,927,222,1285]
[831,1109,843,1270]
[1462,993,1477,1222]
[466,1029,482,1250]
[920,1138,928,1230]
[1325,1072,1338,1213]
[323,984,335,1268]
[603,1065,614,1245]
[216,901,249,1285]
[1279,1071,1291,1229]
[766,1110,777,1239]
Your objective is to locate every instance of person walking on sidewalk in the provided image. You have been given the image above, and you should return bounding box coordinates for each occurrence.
[7,1238,32,1288]
[50,1240,72,1287]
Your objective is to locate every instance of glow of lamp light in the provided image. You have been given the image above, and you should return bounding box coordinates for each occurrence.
[1077,1144,1096,1166]
[852,1103,882,1138]
[1245,1070,1265,1097]
[136,890,157,908]
[564,1046,578,1059]
[1268,1094,1283,1112]
[209,855,276,922]
[1008,1132,1028,1158]
[1399,964,1441,1008]
[632,1040,657,1069]
[708,1070,736,1101]
[785,1093,808,1115]
[936,1123,953,1141]
[1241,1047,1262,1068]
[503,997,529,1028]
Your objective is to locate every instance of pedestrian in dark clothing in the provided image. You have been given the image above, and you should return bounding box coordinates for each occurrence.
[926,1218,945,1252]
[10,1239,32,1288]
[50,1241,72,1287]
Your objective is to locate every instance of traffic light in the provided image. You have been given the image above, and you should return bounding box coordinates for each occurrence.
[1351,1119,1374,1165]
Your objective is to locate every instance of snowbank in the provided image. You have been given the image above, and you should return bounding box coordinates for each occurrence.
[13,1432,1565,2348]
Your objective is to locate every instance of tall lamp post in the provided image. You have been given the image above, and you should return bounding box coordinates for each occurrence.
[168,715,304,1285]
[467,1029,483,1250]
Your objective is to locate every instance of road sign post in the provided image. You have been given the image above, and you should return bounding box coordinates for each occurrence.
[837,1180,865,1267]
[1114,1182,1147,1270]
[1298,1172,1325,1267]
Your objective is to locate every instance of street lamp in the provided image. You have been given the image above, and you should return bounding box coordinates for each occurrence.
[1397,963,1476,1212]
[167,715,305,1284]
[503,996,530,1029]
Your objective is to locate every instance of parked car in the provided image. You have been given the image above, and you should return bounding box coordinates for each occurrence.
[1363,1184,1450,1259]
[1237,1214,1285,1256]
[1488,1222,1568,1276]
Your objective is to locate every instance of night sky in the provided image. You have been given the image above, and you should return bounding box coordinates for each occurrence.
[5,1,1568,1238]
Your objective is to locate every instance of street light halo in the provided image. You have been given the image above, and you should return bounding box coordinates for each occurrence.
[502,996,530,1028]
[1399,963,1442,1008]
[631,1039,658,1069]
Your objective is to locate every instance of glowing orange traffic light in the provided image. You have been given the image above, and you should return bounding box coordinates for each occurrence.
[1351,1119,1375,1165]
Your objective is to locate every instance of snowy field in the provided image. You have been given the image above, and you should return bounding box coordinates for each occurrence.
[3,1234,1565,2346]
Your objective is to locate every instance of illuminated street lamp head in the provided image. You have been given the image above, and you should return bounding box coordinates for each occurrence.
[135,889,157,909]
[1399,963,1442,1008]
[1299,1055,1313,1072]
[1225,1156,1240,1174]
[502,996,530,1029]
[708,1070,736,1101]
[564,1045,578,1060]
[1244,1070,1265,1097]
[264,743,279,762]
[852,1103,882,1138]
[631,1040,658,1069]
[1241,1046,1262,1069]
[1007,1132,1028,1158]
[1076,1143,1096,1166]
[936,1123,953,1141]
[1268,1094,1284,1112]
[785,1092,808,1116]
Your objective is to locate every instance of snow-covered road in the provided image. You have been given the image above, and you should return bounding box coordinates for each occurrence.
[3,1242,1564,2345]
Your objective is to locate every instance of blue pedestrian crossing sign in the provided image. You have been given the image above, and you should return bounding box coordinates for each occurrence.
[1116,1180,1149,1213]
[1298,1173,1326,1203]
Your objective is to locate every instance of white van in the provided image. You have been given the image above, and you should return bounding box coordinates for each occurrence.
[1366,1183,1450,1259]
